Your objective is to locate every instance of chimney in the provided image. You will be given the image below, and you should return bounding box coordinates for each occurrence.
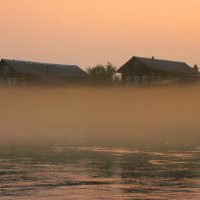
[152,56,155,60]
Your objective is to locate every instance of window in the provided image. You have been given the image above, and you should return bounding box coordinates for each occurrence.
[8,78,12,86]
[0,78,4,86]
[134,76,139,86]
[142,76,148,85]
[156,76,161,81]
[126,76,132,86]
[13,78,17,86]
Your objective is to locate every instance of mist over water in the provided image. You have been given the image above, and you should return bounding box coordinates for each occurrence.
[0,86,200,148]
[0,86,200,199]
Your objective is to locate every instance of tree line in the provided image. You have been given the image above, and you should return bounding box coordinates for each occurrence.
[86,62,120,85]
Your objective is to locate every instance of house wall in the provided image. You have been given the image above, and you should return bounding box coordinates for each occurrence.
[0,61,34,86]
[120,61,187,86]
[0,61,88,86]
[118,57,200,86]
[121,61,151,86]
[0,62,16,86]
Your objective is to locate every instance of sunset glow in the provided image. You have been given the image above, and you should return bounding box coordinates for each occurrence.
[0,0,200,68]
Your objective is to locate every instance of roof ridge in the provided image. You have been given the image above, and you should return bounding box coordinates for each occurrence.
[2,59,78,67]
[133,56,186,64]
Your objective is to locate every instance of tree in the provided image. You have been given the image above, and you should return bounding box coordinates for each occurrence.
[194,64,199,72]
[86,62,118,85]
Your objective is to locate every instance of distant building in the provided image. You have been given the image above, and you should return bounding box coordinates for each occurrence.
[117,56,199,86]
[0,59,87,86]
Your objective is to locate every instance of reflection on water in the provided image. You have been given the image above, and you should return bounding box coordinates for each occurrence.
[0,144,200,200]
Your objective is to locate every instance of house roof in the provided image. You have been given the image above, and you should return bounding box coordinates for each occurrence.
[1,59,87,82]
[117,56,198,75]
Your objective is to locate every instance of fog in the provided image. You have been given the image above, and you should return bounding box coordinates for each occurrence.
[0,86,200,148]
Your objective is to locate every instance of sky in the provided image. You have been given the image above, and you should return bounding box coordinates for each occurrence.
[0,0,200,69]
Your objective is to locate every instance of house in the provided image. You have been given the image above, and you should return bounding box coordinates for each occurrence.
[117,56,199,86]
[0,59,87,86]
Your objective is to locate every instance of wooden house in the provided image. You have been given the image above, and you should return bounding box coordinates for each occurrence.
[0,59,87,86]
[117,56,199,86]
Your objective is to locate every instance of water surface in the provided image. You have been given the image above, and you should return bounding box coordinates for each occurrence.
[0,144,199,200]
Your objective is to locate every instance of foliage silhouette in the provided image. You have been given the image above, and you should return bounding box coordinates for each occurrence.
[86,62,119,85]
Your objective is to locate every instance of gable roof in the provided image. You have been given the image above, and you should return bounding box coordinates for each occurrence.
[117,56,198,75]
[1,59,87,82]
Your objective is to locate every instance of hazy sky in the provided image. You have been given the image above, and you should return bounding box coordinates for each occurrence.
[0,0,199,69]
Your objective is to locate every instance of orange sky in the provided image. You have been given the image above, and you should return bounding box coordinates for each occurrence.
[0,0,199,69]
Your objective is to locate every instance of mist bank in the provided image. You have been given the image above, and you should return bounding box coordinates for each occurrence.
[0,86,200,148]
